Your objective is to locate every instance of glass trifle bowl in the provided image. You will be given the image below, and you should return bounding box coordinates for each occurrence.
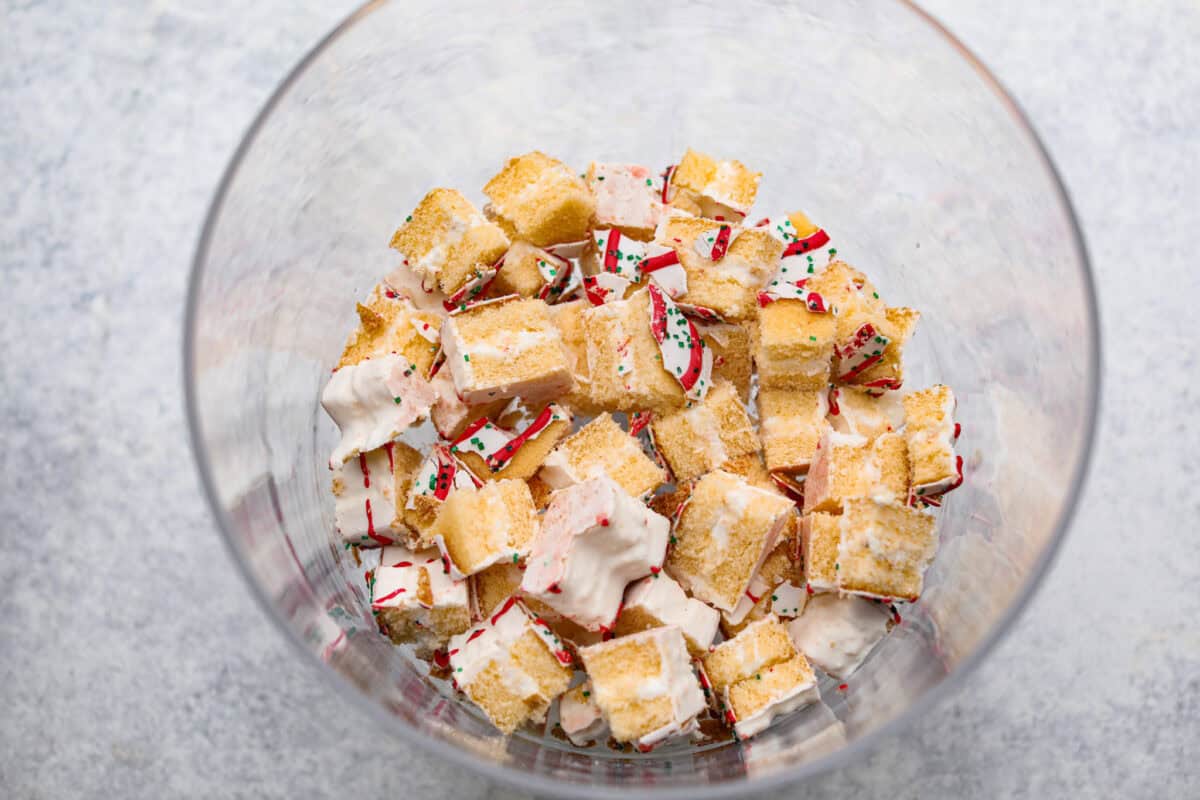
[184,1,1099,797]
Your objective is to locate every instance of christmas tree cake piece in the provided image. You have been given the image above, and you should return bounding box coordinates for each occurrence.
[658,215,783,321]
[440,295,574,404]
[336,285,443,374]
[837,496,937,601]
[489,240,576,302]
[755,210,836,272]
[579,228,687,303]
[547,299,606,415]
[538,413,664,500]
[700,321,753,402]
[432,478,538,578]
[583,285,712,413]
[578,626,706,750]
[521,477,670,631]
[666,470,795,612]
[321,354,436,467]
[388,188,510,297]
[700,615,817,739]
[447,597,573,734]
[800,511,841,593]
[903,384,963,501]
[667,148,761,221]
[649,380,759,481]
[827,385,905,441]
[831,305,920,391]
[585,162,663,241]
[757,387,829,475]
[558,680,608,745]
[753,291,836,391]
[449,403,572,482]
[483,151,596,247]
[614,572,721,657]
[720,517,805,635]
[371,544,471,650]
[787,592,894,679]
[332,440,423,547]
[802,429,910,515]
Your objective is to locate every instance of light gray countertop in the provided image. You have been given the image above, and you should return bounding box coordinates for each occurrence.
[2,1,1197,797]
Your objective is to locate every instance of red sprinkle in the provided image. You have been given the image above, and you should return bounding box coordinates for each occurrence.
[837,683,848,692]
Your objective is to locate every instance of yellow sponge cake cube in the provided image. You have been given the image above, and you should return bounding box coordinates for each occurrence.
[483,151,596,246]
[389,188,509,296]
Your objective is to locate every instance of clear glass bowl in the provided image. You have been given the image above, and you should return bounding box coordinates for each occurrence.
[184,1,1099,796]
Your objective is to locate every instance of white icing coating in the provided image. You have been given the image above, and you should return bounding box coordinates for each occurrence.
[333,445,399,546]
[771,581,808,618]
[730,670,819,739]
[622,573,720,653]
[909,387,960,495]
[558,682,607,746]
[384,260,450,311]
[451,405,567,473]
[829,387,904,437]
[520,476,669,631]
[448,599,549,697]
[583,271,633,305]
[588,163,663,233]
[683,403,728,468]
[440,314,563,403]
[786,593,892,679]
[835,322,891,380]
[321,354,435,467]
[409,315,441,343]
[708,483,755,553]
[536,448,584,490]
[592,228,647,279]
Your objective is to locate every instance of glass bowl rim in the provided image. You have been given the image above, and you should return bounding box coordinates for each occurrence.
[182,1,1101,797]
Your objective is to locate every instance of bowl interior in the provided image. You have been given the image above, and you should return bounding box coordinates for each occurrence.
[185,1,1097,796]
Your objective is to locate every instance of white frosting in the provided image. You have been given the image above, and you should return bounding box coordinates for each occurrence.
[724,571,809,628]
[623,573,719,653]
[583,271,633,305]
[384,260,450,311]
[771,581,808,618]
[448,599,550,697]
[536,448,584,490]
[829,387,905,437]
[321,354,435,467]
[640,242,688,298]
[834,322,891,380]
[520,476,669,630]
[405,445,476,510]
[682,402,728,469]
[909,387,960,495]
[558,681,607,746]
[589,163,663,232]
[708,483,755,553]
[760,349,831,378]
[647,284,714,402]
[451,405,567,473]
[429,367,469,439]
[786,593,892,679]
[333,445,399,546]
[730,670,819,739]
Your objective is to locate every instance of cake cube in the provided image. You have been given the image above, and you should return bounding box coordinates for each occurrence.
[614,573,720,657]
[578,626,706,749]
[647,480,692,522]
[800,511,841,592]
[724,653,819,739]
[828,385,905,441]
[585,162,663,241]
[666,470,795,612]
[432,479,538,577]
[583,286,712,413]
[837,497,937,601]
[786,592,893,679]
[371,544,471,649]
[668,148,761,221]
[833,304,920,391]
[757,387,829,475]
[649,380,759,481]
[450,404,572,482]
[806,260,884,324]
[903,385,963,500]
[579,228,687,301]
[521,477,670,631]
[719,451,782,493]
[332,440,423,547]
[469,561,525,621]
[700,615,797,695]
[321,354,437,467]
[400,445,480,549]
[720,517,804,634]
[753,296,836,391]
[428,366,509,440]
[547,299,605,415]
[660,216,782,321]
[388,188,510,296]
[558,680,608,746]
[802,429,910,514]
[483,151,596,246]
[447,598,573,733]
[700,321,753,402]
[490,240,576,302]
[336,285,443,374]
[440,296,574,404]
[538,413,664,500]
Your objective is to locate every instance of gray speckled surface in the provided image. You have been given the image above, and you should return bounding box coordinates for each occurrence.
[1,1,1197,798]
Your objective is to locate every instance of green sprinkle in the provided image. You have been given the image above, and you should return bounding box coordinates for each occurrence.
[582,690,591,698]
[405,215,413,222]
[872,292,879,299]
[809,335,817,342]
[597,175,605,181]
[463,354,470,362]
[645,178,652,186]
[393,396,402,404]
[512,553,519,563]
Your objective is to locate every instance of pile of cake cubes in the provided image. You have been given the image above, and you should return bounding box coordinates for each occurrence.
[322,148,964,748]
